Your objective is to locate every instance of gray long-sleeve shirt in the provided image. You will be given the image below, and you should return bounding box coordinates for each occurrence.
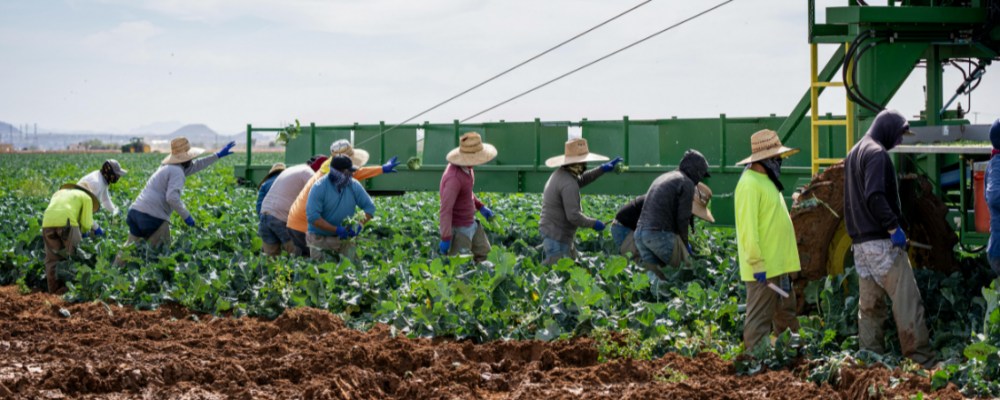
[130,155,218,221]
[539,167,604,244]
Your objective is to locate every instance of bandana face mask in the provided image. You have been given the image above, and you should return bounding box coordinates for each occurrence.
[100,162,120,184]
[758,157,785,192]
[563,163,586,178]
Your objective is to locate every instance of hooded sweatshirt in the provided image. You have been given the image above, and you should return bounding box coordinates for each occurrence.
[984,119,1000,256]
[637,149,710,246]
[844,110,908,244]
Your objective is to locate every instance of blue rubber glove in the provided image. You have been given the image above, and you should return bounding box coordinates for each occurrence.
[118,211,124,218]
[479,206,495,220]
[753,272,767,285]
[382,156,401,173]
[890,226,907,248]
[94,228,105,237]
[687,244,695,256]
[216,141,236,158]
[82,231,89,238]
[184,216,196,227]
[593,220,605,232]
[335,226,350,240]
[600,157,624,173]
[348,224,362,238]
[439,240,451,255]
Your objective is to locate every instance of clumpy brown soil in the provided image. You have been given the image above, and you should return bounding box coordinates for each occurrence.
[791,162,847,284]
[0,286,973,399]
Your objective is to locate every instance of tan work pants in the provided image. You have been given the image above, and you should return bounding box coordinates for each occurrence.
[263,241,297,257]
[42,225,82,293]
[743,273,800,351]
[308,233,357,262]
[114,221,171,266]
[859,252,937,368]
[448,221,492,264]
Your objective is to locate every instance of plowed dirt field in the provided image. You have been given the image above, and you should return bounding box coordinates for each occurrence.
[0,286,972,399]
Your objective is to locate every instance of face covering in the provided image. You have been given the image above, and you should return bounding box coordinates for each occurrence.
[327,169,352,188]
[758,157,784,192]
[100,161,120,184]
[180,160,193,170]
[563,163,586,179]
[892,132,904,149]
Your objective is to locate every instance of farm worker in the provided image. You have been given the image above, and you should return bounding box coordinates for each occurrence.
[78,160,128,234]
[611,183,714,265]
[120,138,235,252]
[634,150,711,278]
[438,132,498,263]
[844,109,937,367]
[986,119,1000,275]
[539,138,622,265]
[306,154,376,261]
[285,139,400,256]
[41,181,101,293]
[733,129,801,351]
[258,156,327,257]
[256,163,286,215]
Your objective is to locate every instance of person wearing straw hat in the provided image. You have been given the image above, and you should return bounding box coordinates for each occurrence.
[634,150,710,277]
[257,163,286,216]
[78,159,128,234]
[285,139,401,256]
[306,155,376,261]
[119,138,235,256]
[438,132,498,263]
[539,138,623,265]
[41,181,102,293]
[734,129,801,351]
[844,109,936,368]
[258,155,327,257]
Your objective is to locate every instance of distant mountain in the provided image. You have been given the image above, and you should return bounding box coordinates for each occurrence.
[129,121,183,136]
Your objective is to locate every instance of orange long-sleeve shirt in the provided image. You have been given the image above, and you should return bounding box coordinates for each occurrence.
[286,162,382,233]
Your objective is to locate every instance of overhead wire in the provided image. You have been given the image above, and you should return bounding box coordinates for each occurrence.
[461,0,735,123]
[354,0,655,147]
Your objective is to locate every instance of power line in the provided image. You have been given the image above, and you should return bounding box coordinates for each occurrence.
[462,0,734,123]
[355,0,655,147]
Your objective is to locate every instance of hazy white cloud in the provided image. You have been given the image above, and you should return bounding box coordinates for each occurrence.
[83,21,164,63]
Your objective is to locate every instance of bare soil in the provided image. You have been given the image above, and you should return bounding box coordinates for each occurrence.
[0,286,976,399]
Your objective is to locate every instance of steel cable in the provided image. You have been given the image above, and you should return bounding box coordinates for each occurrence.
[354,0,655,147]
[461,0,734,123]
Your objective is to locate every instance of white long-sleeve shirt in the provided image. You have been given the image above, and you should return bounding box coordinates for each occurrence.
[79,170,118,215]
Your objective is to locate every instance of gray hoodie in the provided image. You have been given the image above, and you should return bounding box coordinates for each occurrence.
[637,150,710,246]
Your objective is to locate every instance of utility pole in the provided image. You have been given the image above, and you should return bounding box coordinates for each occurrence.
[971,112,980,124]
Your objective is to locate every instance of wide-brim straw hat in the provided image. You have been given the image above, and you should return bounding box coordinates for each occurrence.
[447,132,497,166]
[162,137,205,165]
[330,139,370,167]
[545,138,609,168]
[692,182,715,223]
[735,129,801,166]
[61,181,100,213]
[258,163,286,190]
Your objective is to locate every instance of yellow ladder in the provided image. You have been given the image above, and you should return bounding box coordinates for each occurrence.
[810,43,855,175]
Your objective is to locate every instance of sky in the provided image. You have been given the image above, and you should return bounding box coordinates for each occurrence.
[1,0,998,135]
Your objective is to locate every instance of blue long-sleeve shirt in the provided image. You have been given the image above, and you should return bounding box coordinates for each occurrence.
[986,156,1000,256]
[306,176,376,236]
[256,176,278,215]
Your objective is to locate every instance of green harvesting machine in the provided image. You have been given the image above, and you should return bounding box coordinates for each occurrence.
[238,0,1000,251]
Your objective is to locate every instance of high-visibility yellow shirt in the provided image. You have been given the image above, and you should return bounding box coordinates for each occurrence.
[42,189,95,231]
[735,169,800,281]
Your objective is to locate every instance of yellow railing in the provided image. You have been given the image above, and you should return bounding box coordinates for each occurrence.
[810,43,855,175]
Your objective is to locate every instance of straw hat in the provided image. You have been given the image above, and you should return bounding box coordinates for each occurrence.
[545,138,609,168]
[258,163,286,190]
[330,139,369,167]
[60,181,100,213]
[447,132,497,166]
[735,129,801,166]
[692,182,715,223]
[162,137,205,165]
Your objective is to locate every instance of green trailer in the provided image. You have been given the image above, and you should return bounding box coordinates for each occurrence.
[237,0,1000,257]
